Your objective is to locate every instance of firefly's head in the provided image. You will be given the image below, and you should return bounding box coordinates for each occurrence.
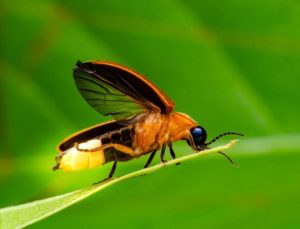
[189,126,207,151]
[188,126,243,151]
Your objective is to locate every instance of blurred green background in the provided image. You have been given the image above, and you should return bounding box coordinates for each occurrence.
[1,0,300,228]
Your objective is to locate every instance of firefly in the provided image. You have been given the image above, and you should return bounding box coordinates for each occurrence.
[53,61,243,178]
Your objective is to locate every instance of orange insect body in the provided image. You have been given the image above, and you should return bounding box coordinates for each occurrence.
[54,61,242,178]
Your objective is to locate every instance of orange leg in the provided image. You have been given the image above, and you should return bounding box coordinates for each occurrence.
[75,142,136,156]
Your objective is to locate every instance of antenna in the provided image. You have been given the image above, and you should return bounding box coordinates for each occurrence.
[206,132,244,146]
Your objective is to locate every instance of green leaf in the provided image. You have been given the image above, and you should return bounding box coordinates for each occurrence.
[0,141,237,229]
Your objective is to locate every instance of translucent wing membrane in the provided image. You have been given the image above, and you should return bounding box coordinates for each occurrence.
[73,61,175,120]
[74,65,146,119]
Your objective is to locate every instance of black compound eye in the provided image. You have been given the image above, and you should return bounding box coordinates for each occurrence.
[190,126,207,146]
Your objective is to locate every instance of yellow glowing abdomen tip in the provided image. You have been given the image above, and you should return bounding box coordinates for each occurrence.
[59,139,105,172]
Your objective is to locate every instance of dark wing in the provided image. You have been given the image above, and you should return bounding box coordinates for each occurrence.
[73,61,175,119]
[58,119,129,151]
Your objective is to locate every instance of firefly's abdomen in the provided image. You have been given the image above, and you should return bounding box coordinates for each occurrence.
[55,126,134,172]
[59,139,105,171]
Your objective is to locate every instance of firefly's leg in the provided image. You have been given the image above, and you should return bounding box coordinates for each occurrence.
[108,149,118,178]
[168,143,176,159]
[93,149,119,184]
[168,143,180,165]
[160,144,167,163]
[144,150,157,168]
[75,143,136,156]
